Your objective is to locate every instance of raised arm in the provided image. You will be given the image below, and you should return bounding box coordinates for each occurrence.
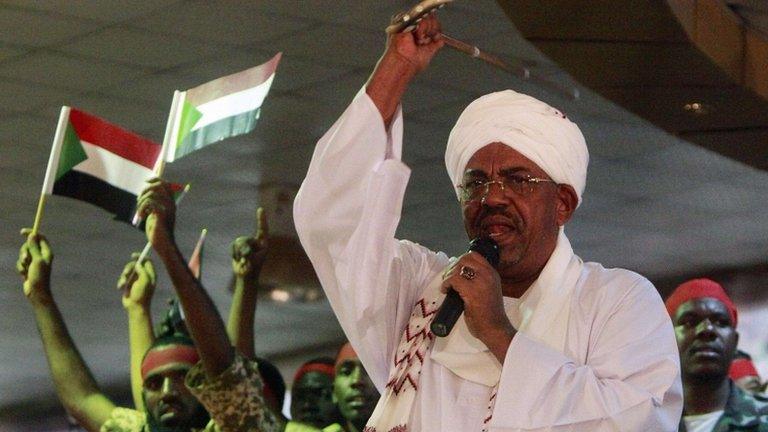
[226,207,268,359]
[293,15,448,391]
[137,181,285,431]
[117,253,156,411]
[17,230,115,432]
[136,179,233,378]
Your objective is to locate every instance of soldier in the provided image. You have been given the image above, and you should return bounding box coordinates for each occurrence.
[667,278,768,431]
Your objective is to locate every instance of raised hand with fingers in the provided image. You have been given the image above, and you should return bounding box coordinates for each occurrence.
[227,207,269,359]
[117,252,158,412]
[17,228,53,302]
[17,229,116,430]
[136,178,177,252]
[118,253,157,311]
[231,207,269,284]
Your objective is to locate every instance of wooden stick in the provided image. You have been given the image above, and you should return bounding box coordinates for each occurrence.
[384,0,579,100]
[441,34,579,100]
[34,106,72,234]
[31,194,46,235]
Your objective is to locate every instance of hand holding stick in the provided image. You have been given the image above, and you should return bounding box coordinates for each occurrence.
[387,0,579,100]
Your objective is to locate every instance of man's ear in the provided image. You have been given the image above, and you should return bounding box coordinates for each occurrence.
[556,184,578,226]
[727,331,741,361]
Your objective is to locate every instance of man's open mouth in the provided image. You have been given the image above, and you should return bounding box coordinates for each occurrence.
[480,216,517,239]
[158,401,183,422]
[346,394,369,408]
[690,345,722,359]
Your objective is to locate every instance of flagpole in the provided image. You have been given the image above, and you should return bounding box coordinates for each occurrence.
[33,107,72,234]
[125,89,187,290]
[134,241,153,267]
[162,90,184,165]
[131,90,182,226]
[31,195,47,235]
[188,228,207,280]
[191,228,207,255]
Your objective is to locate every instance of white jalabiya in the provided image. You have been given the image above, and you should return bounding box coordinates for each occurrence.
[294,88,683,432]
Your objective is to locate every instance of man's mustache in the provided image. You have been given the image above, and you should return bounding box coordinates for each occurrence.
[474,208,523,232]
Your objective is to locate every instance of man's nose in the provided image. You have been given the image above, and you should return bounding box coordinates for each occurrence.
[694,318,717,339]
[160,377,180,397]
[350,366,364,387]
[480,181,509,208]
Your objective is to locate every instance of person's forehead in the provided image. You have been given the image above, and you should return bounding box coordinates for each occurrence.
[144,361,191,380]
[297,371,333,385]
[675,297,731,320]
[464,143,546,176]
[336,358,361,370]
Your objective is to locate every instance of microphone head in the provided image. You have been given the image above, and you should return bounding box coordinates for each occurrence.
[469,237,500,267]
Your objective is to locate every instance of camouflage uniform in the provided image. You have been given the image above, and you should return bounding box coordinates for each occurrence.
[680,381,768,431]
[101,355,284,432]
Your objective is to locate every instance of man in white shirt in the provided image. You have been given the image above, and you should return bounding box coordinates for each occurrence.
[294,12,682,432]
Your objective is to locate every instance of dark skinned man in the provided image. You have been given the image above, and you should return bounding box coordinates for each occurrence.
[332,343,379,432]
[136,179,284,431]
[16,231,209,432]
[294,11,681,432]
[287,357,343,432]
[667,278,768,431]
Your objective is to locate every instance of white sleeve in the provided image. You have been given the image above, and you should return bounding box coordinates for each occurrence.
[489,280,683,432]
[294,88,448,392]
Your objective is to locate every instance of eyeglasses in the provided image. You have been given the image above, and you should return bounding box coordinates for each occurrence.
[457,175,557,201]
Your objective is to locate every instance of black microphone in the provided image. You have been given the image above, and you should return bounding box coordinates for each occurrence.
[430,237,500,338]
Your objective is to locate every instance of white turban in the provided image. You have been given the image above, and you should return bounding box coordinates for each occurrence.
[445,90,589,205]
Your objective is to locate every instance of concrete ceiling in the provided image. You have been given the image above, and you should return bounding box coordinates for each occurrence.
[1,0,767,429]
[497,0,768,171]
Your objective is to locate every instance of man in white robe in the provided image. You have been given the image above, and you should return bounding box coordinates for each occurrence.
[294,13,682,432]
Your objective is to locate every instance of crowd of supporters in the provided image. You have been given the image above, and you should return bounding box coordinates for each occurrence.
[16,180,380,432]
[16,179,767,431]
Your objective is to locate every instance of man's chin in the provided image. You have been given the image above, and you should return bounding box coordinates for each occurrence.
[158,411,186,428]
[497,247,524,271]
[686,364,727,381]
[297,414,323,428]
[347,407,375,423]
[147,415,186,432]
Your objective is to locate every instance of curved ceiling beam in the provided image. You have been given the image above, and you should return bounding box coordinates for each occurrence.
[496,0,768,171]
[667,0,768,100]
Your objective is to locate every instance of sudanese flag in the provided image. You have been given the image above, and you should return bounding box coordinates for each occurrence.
[43,107,180,224]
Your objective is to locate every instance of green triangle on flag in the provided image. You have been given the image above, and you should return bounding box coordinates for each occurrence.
[55,121,87,182]
[176,100,203,157]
